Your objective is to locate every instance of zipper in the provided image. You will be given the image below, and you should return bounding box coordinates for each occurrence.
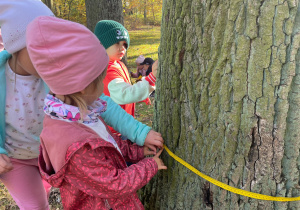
[105,199,112,210]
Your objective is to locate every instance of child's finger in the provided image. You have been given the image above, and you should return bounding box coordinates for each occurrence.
[155,135,163,142]
[153,133,163,144]
[160,166,167,170]
[147,145,157,154]
[155,148,164,157]
[154,131,162,137]
[153,139,163,148]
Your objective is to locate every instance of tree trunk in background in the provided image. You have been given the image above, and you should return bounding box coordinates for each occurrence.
[141,0,300,209]
[144,0,147,24]
[85,0,123,30]
[41,0,53,11]
[85,0,126,65]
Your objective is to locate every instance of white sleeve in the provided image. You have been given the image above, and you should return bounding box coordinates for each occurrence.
[107,78,155,105]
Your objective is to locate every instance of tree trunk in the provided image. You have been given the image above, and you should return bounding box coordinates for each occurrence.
[85,0,124,31]
[144,0,147,24]
[141,0,300,209]
[41,0,53,10]
[67,0,74,20]
[85,0,127,65]
[152,2,155,24]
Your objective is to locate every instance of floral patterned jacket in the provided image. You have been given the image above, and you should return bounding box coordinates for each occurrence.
[39,116,158,210]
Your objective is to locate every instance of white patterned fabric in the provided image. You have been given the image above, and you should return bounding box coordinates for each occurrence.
[83,120,123,155]
[5,62,46,159]
[43,94,107,124]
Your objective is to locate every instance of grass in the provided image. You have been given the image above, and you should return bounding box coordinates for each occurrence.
[0,25,160,209]
[0,183,18,209]
[126,26,160,70]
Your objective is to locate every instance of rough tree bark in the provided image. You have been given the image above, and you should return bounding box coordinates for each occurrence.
[141,0,300,209]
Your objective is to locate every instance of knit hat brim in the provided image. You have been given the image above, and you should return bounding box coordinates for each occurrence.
[94,20,130,49]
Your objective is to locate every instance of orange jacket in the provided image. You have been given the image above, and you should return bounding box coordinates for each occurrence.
[103,61,135,135]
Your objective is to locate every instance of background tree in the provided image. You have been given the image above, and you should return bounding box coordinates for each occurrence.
[141,0,300,209]
[43,0,87,25]
[42,0,53,10]
[43,0,163,30]
[123,0,162,29]
[85,0,123,31]
[85,0,126,63]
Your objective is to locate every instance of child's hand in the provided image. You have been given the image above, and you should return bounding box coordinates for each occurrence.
[152,148,167,170]
[0,154,13,174]
[152,60,158,77]
[144,146,155,156]
[144,130,164,154]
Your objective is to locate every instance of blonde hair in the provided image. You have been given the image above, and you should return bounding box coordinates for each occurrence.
[65,69,107,116]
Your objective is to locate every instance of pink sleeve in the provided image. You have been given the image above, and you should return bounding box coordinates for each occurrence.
[65,145,158,198]
[114,135,145,163]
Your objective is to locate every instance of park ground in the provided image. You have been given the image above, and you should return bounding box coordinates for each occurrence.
[0,25,160,210]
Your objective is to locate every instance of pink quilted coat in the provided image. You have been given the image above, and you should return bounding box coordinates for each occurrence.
[39,116,158,210]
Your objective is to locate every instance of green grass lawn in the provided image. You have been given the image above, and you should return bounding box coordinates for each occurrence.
[127,26,160,70]
[0,25,160,210]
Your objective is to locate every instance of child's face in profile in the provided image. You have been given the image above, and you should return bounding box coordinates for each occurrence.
[106,41,127,62]
[14,48,40,77]
[136,62,144,70]
[143,64,150,70]
[81,70,107,105]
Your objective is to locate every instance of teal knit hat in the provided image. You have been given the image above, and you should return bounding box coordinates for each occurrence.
[94,20,130,49]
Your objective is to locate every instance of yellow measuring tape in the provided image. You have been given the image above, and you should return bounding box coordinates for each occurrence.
[163,144,300,201]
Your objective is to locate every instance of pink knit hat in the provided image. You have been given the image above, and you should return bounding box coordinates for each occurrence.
[26,16,109,95]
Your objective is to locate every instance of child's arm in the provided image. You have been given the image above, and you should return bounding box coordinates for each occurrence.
[114,135,148,163]
[130,71,141,78]
[114,135,145,163]
[100,94,164,151]
[0,51,13,174]
[65,145,159,199]
[0,112,13,175]
[0,52,11,153]
[115,132,164,164]
[100,94,150,146]
[106,61,158,105]
[107,73,156,104]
